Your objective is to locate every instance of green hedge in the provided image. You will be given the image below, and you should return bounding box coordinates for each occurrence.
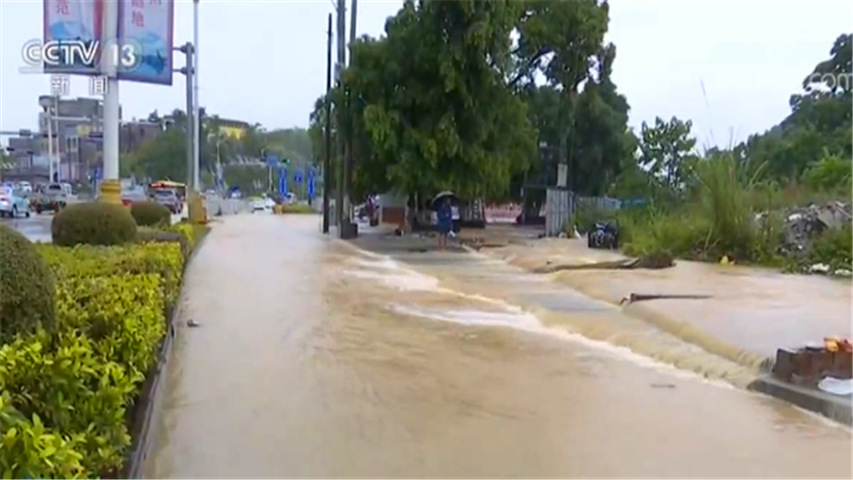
[0,225,56,343]
[130,201,171,227]
[0,224,208,478]
[52,202,138,247]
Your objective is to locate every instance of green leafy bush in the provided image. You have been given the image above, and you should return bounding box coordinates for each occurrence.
[0,224,56,342]
[37,242,184,307]
[130,201,171,227]
[137,226,189,257]
[809,224,853,271]
[166,222,210,252]
[0,237,206,478]
[0,392,87,479]
[55,274,166,379]
[51,202,138,247]
[0,329,136,475]
[275,204,316,214]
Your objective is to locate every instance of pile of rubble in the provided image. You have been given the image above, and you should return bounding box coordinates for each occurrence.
[757,201,852,276]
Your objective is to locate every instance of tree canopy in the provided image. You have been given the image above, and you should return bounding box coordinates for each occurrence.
[311,0,636,201]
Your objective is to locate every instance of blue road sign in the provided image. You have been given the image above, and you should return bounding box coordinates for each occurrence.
[294,170,303,184]
[267,154,279,167]
[278,166,287,194]
[307,170,315,198]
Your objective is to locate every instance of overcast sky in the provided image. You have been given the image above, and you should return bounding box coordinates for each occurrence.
[0,0,850,149]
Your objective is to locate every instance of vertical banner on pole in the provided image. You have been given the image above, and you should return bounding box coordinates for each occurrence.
[278,166,287,195]
[117,0,174,85]
[307,166,315,199]
[43,0,103,75]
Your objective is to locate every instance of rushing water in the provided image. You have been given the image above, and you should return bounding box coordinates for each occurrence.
[489,236,853,361]
[143,215,852,478]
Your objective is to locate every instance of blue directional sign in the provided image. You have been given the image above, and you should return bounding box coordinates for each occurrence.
[294,170,303,184]
[307,167,315,198]
[278,166,287,194]
[267,154,279,167]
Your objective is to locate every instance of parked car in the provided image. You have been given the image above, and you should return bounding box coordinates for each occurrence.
[17,181,33,193]
[30,183,67,214]
[0,186,31,218]
[249,195,274,212]
[151,189,183,214]
[119,186,148,207]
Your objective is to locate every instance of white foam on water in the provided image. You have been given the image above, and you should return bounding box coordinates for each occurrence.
[342,268,440,291]
[389,304,542,330]
[387,301,735,387]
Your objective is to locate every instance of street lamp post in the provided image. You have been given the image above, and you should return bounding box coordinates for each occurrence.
[175,43,195,200]
[99,0,121,204]
[192,0,200,191]
[37,97,56,184]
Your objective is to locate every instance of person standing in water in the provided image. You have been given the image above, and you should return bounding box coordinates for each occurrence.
[436,197,453,250]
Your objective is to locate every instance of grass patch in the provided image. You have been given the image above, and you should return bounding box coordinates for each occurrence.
[275,204,318,214]
[614,153,844,269]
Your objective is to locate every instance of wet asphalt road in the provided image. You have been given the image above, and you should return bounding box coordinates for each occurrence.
[2,209,184,243]
[1,212,54,243]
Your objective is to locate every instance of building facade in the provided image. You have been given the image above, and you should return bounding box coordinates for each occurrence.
[120,121,164,154]
[37,95,121,183]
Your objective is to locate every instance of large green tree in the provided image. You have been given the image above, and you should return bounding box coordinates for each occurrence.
[740,33,852,181]
[322,0,538,201]
[638,116,698,189]
[513,0,613,193]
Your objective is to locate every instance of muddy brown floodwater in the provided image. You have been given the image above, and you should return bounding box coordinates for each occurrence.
[144,215,852,478]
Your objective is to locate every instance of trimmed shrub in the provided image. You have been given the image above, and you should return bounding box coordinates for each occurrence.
[0,224,55,342]
[167,222,210,252]
[130,201,171,227]
[0,238,199,478]
[37,242,185,307]
[280,204,317,214]
[52,202,138,247]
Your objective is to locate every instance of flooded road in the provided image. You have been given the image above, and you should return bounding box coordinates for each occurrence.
[144,215,851,478]
[489,237,853,361]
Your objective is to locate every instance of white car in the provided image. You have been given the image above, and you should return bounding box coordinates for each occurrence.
[17,181,32,193]
[250,196,275,212]
[0,187,31,218]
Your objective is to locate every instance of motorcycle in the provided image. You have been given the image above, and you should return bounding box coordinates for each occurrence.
[587,221,619,250]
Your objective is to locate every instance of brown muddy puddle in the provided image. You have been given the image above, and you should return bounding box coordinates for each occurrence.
[144,215,852,478]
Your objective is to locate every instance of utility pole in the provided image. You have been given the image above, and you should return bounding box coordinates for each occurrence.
[344,0,357,225]
[322,13,333,234]
[176,43,195,192]
[335,0,346,230]
[192,0,201,192]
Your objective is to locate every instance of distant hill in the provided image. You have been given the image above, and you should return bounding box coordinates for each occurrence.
[264,128,313,165]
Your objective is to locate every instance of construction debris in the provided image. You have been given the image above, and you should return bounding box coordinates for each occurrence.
[767,201,851,256]
[772,338,853,391]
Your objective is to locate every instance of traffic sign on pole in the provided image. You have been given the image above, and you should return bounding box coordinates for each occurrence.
[278,166,287,194]
[307,167,315,198]
[294,170,303,184]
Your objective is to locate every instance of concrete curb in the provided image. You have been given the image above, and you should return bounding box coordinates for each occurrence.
[748,375,852,426]
[124,228,212,479]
